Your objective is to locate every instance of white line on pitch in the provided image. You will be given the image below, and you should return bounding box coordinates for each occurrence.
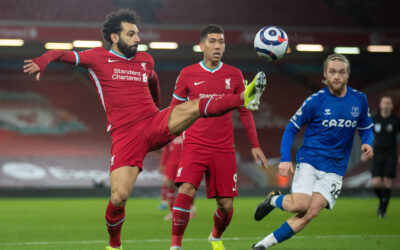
[0,235,399,246]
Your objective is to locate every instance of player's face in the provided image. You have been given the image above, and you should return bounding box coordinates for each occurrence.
[324,60,349,96]
[116,22,140,58]
[200,33,225,65]
[380,97,393,113]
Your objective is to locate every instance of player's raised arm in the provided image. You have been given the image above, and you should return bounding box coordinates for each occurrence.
[23,59,41,81]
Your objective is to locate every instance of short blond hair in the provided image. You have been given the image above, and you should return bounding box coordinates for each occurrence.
[323,54,350,73]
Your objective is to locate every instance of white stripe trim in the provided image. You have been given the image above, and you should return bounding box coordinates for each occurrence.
[172,206,191,213]
[357,123,374,130]
[204,97,213,117]
[173,93,187,101]
[290,119,301,129]
[73,51,79,66]
[215,210,222,220]
[88,68,106,111]
[199,61,223,73]
[106,217,125,227]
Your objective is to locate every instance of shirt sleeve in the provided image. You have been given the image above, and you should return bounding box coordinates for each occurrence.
[357,93,374,130]
[280,122,300,162]
[32,50,78,73]
[148,70,161,106]
[289,97,313,130]
[170,71,188,107]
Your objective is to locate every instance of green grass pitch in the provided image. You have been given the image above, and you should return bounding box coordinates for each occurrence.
[0,197,399,249]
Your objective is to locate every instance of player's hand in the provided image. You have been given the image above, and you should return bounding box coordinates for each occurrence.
[251,147,268,169]
[278,161,294,177]
[360,144,373,162]
[23,59,41,81]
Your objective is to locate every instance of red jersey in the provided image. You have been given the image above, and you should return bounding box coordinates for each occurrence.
[33,47,161,132]
[171,61,259,152]
[160,135,183,167]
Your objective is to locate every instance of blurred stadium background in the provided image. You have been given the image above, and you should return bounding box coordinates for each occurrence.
[0,0,399,197]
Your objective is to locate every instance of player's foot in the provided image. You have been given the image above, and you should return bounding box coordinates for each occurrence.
[170,246,182,250]
[254,190,281,221]
[105,246,122,250]
[208,234,226,250]
[158,201,168,210]
[163,212,172,220]
[251,244,267,250]
[244,71,266,111]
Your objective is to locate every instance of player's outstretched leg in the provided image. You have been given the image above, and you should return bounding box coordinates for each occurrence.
[254,190,281,221]
[244,71,267,111]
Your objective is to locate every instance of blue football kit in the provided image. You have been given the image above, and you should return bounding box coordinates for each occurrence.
[280,86,374,176]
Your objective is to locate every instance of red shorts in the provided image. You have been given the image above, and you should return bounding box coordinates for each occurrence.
[165,161,179,180]
[175,146,238,198]
[110,107,176,172]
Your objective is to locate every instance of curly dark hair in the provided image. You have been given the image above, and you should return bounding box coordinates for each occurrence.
[200,24,224,41]
[102,9,140,44]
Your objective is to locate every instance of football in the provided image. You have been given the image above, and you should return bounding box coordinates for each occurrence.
[254,26,289,61]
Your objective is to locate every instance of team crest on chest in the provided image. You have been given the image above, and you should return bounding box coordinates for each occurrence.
[225,78,231,89]
[351,106,360,117]
[141,62,147,71]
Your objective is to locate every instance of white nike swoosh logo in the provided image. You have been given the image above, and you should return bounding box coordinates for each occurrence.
[194,81,205,86]
[108,59,119,63]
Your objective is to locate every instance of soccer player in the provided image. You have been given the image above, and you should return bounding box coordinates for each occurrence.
[371,95,400,218]
[169,24,268,250]
[22,9,266,250]
[251,54,374,249]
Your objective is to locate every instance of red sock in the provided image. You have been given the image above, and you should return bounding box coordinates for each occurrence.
[198,94,244,117]
[171,193,193,247]
[167,187,176,211]
[212,208,234,238]
[161,185,168,202]
[105,200,125,247]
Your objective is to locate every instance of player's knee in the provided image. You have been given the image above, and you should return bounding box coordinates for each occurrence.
[303,208,320,223]
[111,189,130,206]
[178,182,196,196]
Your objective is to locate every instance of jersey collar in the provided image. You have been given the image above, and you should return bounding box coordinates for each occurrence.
[108,49,135,60]
[199,60,223,73]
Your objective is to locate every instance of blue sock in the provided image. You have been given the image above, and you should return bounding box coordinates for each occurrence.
[275,195,284,210]
[272,221,295,243]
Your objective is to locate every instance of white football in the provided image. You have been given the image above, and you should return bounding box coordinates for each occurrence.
[254,26,289,61]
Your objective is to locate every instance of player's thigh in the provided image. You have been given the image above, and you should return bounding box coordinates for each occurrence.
[110,166,140,201]
[207,151,238,199]
[291,163,317,196]
[306,192,329,218]
[313,170,343,209]
[146,108,177,150]
[168,100,201,135]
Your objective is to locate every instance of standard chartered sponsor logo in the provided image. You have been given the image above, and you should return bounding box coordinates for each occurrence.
[112,68,147,82]
[322,119,357,128]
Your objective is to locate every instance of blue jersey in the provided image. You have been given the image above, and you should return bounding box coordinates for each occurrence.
[281,86,373,176]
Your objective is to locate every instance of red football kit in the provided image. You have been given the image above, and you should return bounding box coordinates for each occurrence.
[171,61,260,198]
[32,47,175,171]
[161,135,183,180]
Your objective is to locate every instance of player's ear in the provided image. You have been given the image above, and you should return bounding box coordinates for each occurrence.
[199,42,205,52]
[111,33,119,44]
